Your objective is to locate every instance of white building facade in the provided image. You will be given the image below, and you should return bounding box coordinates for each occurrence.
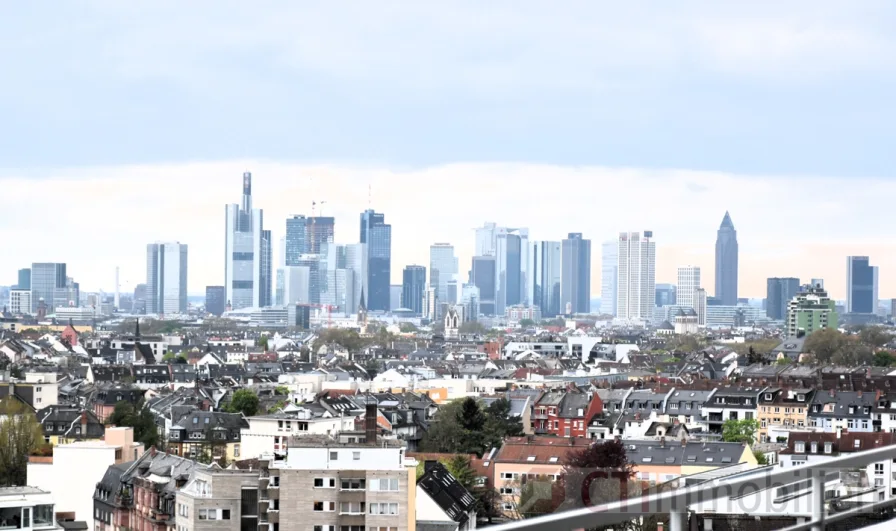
[616,231,656,323]
[676,265,701,310]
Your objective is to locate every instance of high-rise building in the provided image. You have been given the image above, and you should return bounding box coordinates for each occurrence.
[561,233,591,314]
[359,209,391,312]
[16,268,31,290]
[225,172,272,309]
[475,222,498,256]
[146,242,188,314]
[390,284,402,311]
[429,243,458,304]
[847,256,879,314]
[766,277,800,321]
[285,215,307,265]
[462,284,481,321]
[695,288,707,327]
[531,241,561,317]
[655,284,677,307]
[616,231,656,322]
[402,265,426,314]
[306,216,335,254]
[205,286,226,316]
[676,266,701,309]
[9,289,31,315]
[600,241,618,316]
[787,284,838,337]
[495,228,528,314]
[30,262,71,312]
[471,256,497,316]
[132,283,147,314]
[715,211,739,305]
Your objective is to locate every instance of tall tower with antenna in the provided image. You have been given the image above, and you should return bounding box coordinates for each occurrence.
[114,266,120,309]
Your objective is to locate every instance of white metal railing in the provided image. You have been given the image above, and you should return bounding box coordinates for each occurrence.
[486,444,896,531]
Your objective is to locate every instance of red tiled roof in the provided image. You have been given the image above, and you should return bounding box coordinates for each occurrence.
[494,436,591,465]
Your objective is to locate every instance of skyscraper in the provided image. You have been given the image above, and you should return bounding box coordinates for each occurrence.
[205,286,226,316]
[285,215,307,265]
[306,216,335,254]
[359,209,392,311]
[655,284,677,307]
[402,265,426,315]
[146,242,188,314]
[344,243,368,314]
[847,256,879,314]
[429,243,458,304]
[225,172,272,309]
[16,268,31,290]
[531,241,561,317]
[30,263,70,312]
[766,277,800,321]
[471,256,497,316]
[616,231,656,322]
[475,222,498,256]
[676,265,701,309]
[715,211,739,305]
[561,233,591,314]
[600,242,618,316]
[495,227,527,314]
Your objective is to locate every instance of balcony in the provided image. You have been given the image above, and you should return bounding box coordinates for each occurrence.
[481,443,896,531]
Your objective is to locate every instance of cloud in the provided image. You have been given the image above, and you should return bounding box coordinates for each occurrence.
[1,161,893,302]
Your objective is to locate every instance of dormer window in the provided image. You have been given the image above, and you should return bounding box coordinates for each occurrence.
[795,442,806,453]
[797,394,806,402]
[824,442,832,454]
[811,442,818,453]
[765,394,773,401]
[849,407,856,415]
[864,407,871,414]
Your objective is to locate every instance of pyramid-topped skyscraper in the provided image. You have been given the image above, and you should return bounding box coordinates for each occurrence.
[714,211,739,306]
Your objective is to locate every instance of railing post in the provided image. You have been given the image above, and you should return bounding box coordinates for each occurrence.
[811,469,826,531]
[670,511,687,531]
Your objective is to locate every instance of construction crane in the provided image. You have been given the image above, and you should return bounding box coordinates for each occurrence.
[308,303,336,328]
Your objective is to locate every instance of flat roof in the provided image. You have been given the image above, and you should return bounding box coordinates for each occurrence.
[288,435,405,449]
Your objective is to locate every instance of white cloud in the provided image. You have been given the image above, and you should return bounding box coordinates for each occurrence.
[1,161,892,301]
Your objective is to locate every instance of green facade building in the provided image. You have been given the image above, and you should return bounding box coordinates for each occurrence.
[786,284,839,337]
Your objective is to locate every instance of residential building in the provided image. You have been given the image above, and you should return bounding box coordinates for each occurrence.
[285,215,308,264]
[225,172,273,309]
[28,428,144,529]
[266,434,417,531]
[600,241,618,316]
[205,286,226,316]
[504,305,541,323]
[1,378,58,410]
[676,266,701,310]
[714,211,739,306]
[757,388,814,443]
[847,256,879,314]
[360,209,392,311]
[146,242,188,314]
[529,240,559,318]
[533,389,603,438]
[175,468,261,531]
[429,243,458,305]
[167,410,248,465]
[561,233,591,315]
[766,277,800,321]
[0,487,61,531]
[808,389,876,433]
[30,262,73,313]
[702,389,760,435]
[240,411,357,459]
[402,266,426,315]
[786,284,839,338]
[616,231,656,322]
[37,407,105,445]
[470,256,496,316]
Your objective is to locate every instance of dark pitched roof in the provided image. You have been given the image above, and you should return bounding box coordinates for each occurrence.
[417,462,477,525]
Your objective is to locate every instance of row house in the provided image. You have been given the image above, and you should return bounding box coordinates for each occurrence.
[94,448,208,531]
[533,387,603,438]
[167,410,248,464]
[617,389,671,439]
[702,388,762,435]
[807,389,877,432]
[780,431,896,502]
[872,391,896,433]
[663,389,714,434]
[757,387,815,443]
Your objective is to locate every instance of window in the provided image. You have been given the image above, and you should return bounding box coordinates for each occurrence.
[499,487,515,495]
[548,456,559,463]
[855,439,862,449]
[500,472,519,480]
[353,451,361,461]
[222,510,231,520]
[825,442,832,454]
[330,451,338,460]
[811,442,818,453]
[370,478,399,492]
[199,509,208,520]
[526,456,536,462]
[502,503,514,511]
[340,527,365,531]
[875,463,884,475]
[313,527,335,531]
[314,477,336,488]
[341,478,365,490]
[795,442,806,453]
[313,501,335,512]
[369,503,399,516]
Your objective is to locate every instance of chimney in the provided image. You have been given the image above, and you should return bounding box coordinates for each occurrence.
[80,410,88,436]
[830,389,835,398]
[365,403,378,444]
[681,438,687,447]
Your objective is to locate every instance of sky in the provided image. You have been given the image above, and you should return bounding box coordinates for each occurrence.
[1,2,895,301]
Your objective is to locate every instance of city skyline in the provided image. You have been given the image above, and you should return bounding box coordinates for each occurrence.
[2,163,893,302]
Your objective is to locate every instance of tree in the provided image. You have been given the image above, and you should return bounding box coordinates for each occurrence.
[873,351,896,367]
[483,398,524,449]
[519,319,535,328]
[274,386,290,396]
[257,336,269,351]
[162,352,176,362]
[515,478,564,519]
[224,389,259,417]
[754,450,769,465]
[667,335,700,352]
[399,322,418,333]
[459,321,487,335]
[420,398,522,457]
[859,325,891,348]
[722,418,759,445]
[804,328,847,363]
[364,358,383,379]
[107,401,160,449]
[0,398,44,487]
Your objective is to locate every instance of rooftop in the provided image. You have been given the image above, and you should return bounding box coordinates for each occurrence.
[287,435,405,449]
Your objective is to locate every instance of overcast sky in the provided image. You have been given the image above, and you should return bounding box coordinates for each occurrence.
[2,2,894,300]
